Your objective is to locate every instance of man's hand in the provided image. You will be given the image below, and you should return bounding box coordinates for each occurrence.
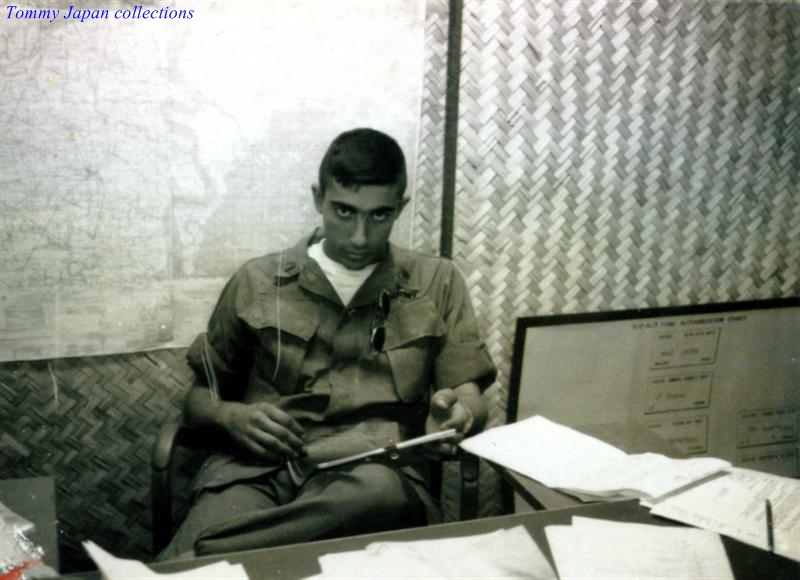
[219,401,306,460]
[184,387,306,461]
[423,388,477,459]
[426,389,473,439]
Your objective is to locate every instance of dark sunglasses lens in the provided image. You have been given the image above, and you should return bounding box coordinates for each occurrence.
[371,326,386,352]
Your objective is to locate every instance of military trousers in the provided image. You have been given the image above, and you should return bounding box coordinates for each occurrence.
[157,461,430,561]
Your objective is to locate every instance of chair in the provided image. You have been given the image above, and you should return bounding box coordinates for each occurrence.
[151,420,480,555]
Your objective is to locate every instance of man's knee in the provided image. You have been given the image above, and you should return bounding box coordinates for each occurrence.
[336,463,424,523]
[158,481,280,560]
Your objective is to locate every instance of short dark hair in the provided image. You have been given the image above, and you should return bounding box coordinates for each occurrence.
[318,128,407,197]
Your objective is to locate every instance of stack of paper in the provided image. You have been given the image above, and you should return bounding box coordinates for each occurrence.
[649,467,800,562]
[460,415,730,501]
[308,526,556,579]
[83,541,249,580]
[545,517,734,579]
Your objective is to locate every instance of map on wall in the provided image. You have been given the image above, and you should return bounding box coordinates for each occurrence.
[0,1,426,361]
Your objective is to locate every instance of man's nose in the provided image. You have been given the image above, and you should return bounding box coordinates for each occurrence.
[350,216,368,248]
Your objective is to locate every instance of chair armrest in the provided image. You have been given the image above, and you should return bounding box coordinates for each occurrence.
[152,420,183,472]
[151,419,185,555]
[151,420,234,555]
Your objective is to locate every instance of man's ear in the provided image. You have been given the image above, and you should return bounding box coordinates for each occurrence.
[312,184,323,212]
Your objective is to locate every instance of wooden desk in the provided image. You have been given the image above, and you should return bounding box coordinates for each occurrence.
[65,499,796,580]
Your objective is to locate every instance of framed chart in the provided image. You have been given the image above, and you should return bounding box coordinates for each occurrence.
[508,298,800,477]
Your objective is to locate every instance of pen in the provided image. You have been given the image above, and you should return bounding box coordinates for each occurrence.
[316,428,458,470]
[765,499,774,553]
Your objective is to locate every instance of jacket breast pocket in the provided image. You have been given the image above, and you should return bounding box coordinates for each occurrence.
[383,298,446,403]
[239,299,318,395]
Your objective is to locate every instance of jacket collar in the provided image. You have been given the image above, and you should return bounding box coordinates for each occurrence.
[273,229,420,308]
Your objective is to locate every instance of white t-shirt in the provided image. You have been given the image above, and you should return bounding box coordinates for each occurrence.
[308,241,378,306]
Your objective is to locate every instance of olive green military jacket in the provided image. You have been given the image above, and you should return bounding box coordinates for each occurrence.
[187,230,496,491]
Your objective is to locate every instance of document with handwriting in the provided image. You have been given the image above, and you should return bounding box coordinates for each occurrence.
[650,467,800,561]
[545,517,733,579]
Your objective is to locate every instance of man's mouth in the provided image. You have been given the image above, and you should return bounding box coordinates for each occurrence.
[346,251,369,260]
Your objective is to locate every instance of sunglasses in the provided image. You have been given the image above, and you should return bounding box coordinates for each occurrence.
[370,290,391,353]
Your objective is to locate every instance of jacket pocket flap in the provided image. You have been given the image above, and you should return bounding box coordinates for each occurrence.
[238,299,318,341]
[384,299,445,350]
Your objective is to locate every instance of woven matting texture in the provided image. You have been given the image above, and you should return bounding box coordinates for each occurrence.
[414,0,799,515]
[415,0,512,519]
[413,0,449,256]
[0,350,192,572]
[415,0,799,422]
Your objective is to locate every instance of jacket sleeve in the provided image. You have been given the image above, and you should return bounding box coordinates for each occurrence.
[186,267,256,401]
[431,261,497,391]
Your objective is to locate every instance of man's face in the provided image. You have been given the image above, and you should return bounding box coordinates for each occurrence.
[313,179,407,270]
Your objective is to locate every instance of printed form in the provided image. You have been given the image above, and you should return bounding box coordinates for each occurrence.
[650,467,800,561]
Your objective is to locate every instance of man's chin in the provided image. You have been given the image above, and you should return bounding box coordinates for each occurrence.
[324,244,382,270]
[342,257,373,270]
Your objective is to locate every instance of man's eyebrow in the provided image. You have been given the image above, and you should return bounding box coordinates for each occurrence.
[329,201,360,214]
[331,201,396,213]
[370,204,397,213]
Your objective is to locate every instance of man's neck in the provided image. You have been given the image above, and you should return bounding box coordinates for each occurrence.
[308,241,379,305]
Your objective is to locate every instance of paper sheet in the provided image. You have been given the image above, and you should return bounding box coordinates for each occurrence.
[567,452,731,500]
[459,416,730,501]
[83,541,249,580]
[545,517,734,580]
[459,416,628,489]
[310,525,556,579]
[650,467,800,561]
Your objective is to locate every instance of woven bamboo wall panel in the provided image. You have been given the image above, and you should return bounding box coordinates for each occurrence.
[0,351,192,572]
[414,0,512,518]
[412,0,799,408]
[413,0,449,255]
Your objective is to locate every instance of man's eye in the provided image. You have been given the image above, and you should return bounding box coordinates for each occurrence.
[372,211,392,222]
[335,207,353,218]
